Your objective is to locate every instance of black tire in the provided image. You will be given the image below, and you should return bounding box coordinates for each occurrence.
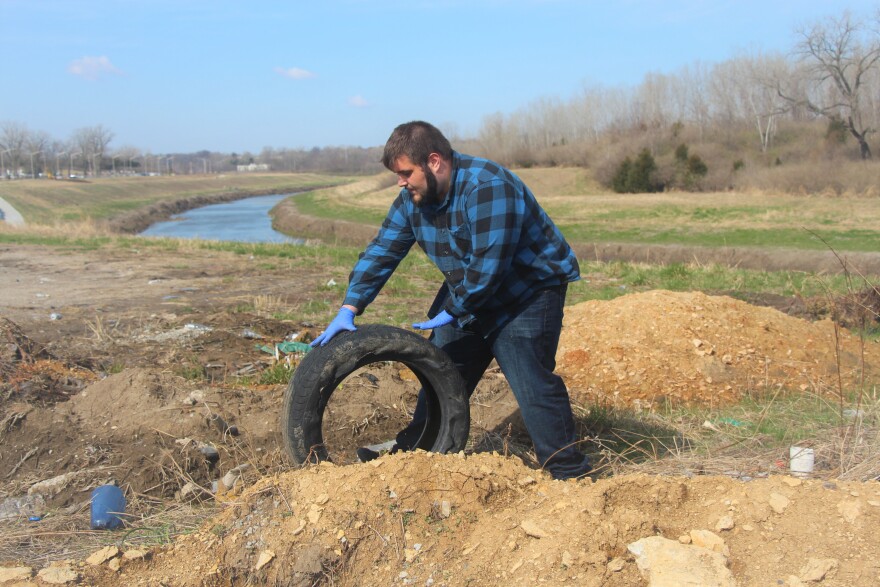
[281,324,470,465]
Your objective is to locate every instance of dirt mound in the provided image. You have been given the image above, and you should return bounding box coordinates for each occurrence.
[0,367,282,512]
[77,451,880,586]
[557,290,880,407]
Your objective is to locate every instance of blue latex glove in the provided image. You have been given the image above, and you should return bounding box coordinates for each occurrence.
[412,310,455,330]
[311,307,357,347]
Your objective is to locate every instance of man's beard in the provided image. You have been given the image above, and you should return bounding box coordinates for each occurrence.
[414,166,442,207]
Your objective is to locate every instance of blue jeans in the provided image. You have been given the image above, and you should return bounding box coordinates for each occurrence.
[397,285,591,480]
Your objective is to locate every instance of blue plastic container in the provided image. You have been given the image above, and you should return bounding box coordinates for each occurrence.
[90,484,126,530]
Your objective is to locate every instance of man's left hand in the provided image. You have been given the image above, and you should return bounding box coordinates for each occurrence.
[412,310,455,330]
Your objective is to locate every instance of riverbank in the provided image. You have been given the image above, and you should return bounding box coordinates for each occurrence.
[0,173,348,226]
[109,188,315,234]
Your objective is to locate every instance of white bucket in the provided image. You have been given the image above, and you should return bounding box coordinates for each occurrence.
[789,446,815,478]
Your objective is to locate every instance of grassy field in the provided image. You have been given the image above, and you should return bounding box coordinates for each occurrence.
[4,169,880,252]
[2,168,877,314]
[299,168,880,253]
[0,173,352,225]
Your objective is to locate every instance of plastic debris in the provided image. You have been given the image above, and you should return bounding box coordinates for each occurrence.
[255,341,311,356]
[184,323,212,332]
[199,444,220,464]
[276,341,312,354]
[49,313,62,321]
[718,417,746,427]
[90,484,126,530]
[208,413,239,437]
[241,328,264,339]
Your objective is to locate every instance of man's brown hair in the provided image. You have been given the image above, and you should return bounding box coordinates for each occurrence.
[381,121,453,170]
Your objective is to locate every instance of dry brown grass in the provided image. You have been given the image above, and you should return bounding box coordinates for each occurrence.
[0,499,214,568]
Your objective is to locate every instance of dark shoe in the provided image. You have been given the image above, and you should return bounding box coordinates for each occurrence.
[356,447,381,462]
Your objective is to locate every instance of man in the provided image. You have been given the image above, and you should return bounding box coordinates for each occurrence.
[311,121,590,480]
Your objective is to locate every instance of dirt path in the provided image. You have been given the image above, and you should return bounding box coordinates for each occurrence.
[2,242,880,585]
[0,196,25,226]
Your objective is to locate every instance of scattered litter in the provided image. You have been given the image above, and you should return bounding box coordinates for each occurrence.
[718,418,746,427]
[276,341,311,354]
[255,341,311,356]
[90,484,126,530]
[35,293,49,298]
[183,390,205,405]
[285,331,303,341]
[220,464,250,492]
[208,413,239,437]
[234,363,257,376]
[162,295,180,301]
[360,372,379,386]
[147,279,165,285]
[241,328,264,339]
[0,494,45,521]
[49,313,62,321]
[184,323,212,332]
[199,444,220,464]
[326,278,336,287]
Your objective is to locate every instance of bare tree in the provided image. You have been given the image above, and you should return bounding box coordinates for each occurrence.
[1,121,30,177]
[780,12,880,159]
[72,124,115,175]
[714,52,792,152]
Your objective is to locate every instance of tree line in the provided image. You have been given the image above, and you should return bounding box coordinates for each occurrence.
[2,8,878,192]
[465,9,880,193]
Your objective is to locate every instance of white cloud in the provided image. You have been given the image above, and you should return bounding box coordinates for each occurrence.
[348,94,369,108]
[274,66,316,80]
[67,56,123,80]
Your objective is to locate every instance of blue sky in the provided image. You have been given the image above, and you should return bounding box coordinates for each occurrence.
[1,0,876,153]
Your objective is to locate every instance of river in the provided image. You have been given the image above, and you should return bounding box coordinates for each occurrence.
[139,193,300,243]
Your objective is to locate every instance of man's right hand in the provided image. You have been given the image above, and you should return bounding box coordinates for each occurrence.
[310,307,357,347]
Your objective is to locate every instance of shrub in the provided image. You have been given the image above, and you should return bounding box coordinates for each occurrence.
[611,149,660,193]
[670,143,709,190]
[611,157,633,193]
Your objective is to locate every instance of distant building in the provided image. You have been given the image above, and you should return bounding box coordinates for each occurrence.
[237,163,269,172]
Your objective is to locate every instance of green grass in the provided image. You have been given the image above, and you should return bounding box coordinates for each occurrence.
[565,260,854,306]
[0,231,862,304]
[573,387,879,477]
[559,223,880,251]
[291,169,880,254]
[294,190,388,226]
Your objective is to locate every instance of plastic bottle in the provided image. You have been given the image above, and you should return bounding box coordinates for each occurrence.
[90,484,126,530]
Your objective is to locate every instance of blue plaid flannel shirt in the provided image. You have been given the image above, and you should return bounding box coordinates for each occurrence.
[343,152,580,334]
